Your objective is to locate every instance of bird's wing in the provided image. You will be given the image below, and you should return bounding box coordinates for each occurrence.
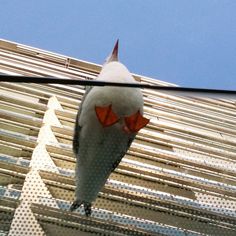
[111,135,136,172]
[73,86,93,156]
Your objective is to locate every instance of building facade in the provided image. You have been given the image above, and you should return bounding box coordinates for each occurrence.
[0,39,236,235]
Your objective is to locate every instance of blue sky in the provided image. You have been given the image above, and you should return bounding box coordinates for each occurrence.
[1,0,236,89]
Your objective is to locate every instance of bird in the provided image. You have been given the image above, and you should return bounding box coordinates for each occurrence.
[70,40,149,216]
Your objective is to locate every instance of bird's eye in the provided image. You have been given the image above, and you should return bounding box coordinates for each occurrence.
[124,111,149,132]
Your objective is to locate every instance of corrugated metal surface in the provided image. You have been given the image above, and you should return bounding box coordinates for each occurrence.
[0,39,235,236]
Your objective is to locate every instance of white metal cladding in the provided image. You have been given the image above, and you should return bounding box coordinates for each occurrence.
[0,39,236,236]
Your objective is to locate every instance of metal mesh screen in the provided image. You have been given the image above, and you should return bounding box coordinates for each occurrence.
[1,81,236,236]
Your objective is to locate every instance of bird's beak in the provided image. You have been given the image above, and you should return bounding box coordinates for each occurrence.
[106,39,119,63]
[112,39,119,60]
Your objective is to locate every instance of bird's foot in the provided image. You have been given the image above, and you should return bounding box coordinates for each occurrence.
[84,202,92,217]
[70,200,82,211]
[70,200,92,217]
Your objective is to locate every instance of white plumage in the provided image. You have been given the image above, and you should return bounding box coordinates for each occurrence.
[70,40,148,216]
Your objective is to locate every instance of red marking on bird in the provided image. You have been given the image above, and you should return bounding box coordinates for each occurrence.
[125,111,149,132]
[95,105,119,127]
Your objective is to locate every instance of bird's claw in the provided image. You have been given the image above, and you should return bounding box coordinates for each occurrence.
[70,200,92,217]
[84,202,92,217]
[70,200,82,211]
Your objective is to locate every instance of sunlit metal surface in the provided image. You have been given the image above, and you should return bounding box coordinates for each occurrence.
[1,39,236,236]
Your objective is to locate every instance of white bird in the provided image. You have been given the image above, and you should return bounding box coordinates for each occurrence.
[70,40,149,216]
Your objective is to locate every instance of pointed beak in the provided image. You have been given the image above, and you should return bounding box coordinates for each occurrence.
[106,39,119,63]
[112,39,119,60]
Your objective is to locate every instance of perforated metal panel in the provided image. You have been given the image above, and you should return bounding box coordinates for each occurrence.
[0,39,236,236]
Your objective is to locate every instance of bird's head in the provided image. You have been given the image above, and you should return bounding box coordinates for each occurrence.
[104,39,119,65]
